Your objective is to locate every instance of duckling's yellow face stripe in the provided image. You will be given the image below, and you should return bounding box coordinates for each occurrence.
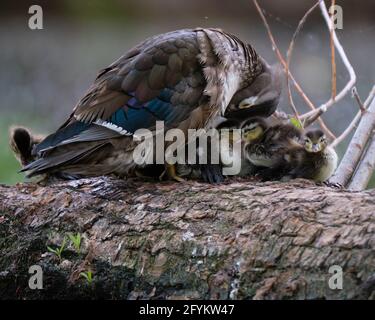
[242,126,263,142]
[304,139,313,152]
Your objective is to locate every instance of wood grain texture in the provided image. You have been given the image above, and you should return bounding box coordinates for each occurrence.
[0,177,374,299]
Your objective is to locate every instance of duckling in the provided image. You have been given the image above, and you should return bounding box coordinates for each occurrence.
[286,129,338,182]
[175,118,242,183]
[137,117,274,183]
[240,117,271,172]
[177,117,259,183]
[257,129,338,183]
[241,117,269,145]
[9,126,45,166]
[242,118,302,170]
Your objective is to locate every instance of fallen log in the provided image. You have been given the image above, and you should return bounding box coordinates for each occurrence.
[0,176,374,299]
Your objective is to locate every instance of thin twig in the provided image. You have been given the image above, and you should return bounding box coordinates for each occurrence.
[317,118,336,139]
[331,113,361,149]
[283,0,335,138]
[352,87,366,112]
[301,1,356,120]
[330,0,337,100]
[286,0,322,122]
[252,0,335,138]
[252,0,313,118]
[331,85,375,148]
[303,107,326,128]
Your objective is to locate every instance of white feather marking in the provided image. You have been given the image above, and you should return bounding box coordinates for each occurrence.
[197,29,242,116]
[239,96,259,109]
[94,119,133,136]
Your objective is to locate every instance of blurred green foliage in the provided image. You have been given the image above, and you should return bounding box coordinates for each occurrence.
[61,0,135,22]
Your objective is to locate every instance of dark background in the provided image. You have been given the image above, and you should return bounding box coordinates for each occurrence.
[0,0,374,184]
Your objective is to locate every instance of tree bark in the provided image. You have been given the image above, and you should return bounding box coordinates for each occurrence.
[0,176,374,300]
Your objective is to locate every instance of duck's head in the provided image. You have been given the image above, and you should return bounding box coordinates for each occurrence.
[303,129,328,153]
[225,60,282,119]
[240,117,268,143]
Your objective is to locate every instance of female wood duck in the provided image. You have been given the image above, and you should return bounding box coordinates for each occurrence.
[11,28,282,182]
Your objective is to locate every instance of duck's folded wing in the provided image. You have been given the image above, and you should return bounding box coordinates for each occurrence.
[69,29,207,127]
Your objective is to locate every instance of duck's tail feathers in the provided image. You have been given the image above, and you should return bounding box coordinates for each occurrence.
[20,141,111,178]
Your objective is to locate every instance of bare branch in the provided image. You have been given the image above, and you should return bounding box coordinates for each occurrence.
[331,113,362,149]
[331,85,375,148]
[282,0,335,138]
[286,0,322,122]
[303,106,326,128]
[330,0,337,100]
[252,0,335,138]
[348,134,375,191]
[330,92,375,186]
[301,1,356,120]
[352,87,366,112]
[252,0,314,119]
[303,106,336,141]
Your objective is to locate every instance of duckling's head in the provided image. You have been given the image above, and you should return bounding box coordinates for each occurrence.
[241,118,267,143]
[303,129,327,153]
